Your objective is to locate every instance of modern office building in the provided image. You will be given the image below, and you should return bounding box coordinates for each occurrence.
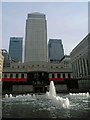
[48,39,64,63]
[9,37,23,63]
[24,12,47,62]
[70,33,90,92]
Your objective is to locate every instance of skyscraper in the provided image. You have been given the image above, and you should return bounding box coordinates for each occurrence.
[9,37,23,62]
[48,39,64,63]
[24,12,47,62]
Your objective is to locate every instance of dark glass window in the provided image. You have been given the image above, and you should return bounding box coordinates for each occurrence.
[52,74,55,78]
[63,74,65,78]
[56,66,58,68]
[10,74,13,78]
[21,74,24,78]
[68,74,71,78]
[16,74,18,78]
[57,74,60,78]
[4,74,7,78]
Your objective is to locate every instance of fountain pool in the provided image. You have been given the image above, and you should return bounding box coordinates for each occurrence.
[2,81,90,119]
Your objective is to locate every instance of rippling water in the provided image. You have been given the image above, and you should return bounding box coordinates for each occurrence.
[2,93,90,119]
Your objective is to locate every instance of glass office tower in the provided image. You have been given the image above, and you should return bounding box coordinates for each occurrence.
[9,37,23,63]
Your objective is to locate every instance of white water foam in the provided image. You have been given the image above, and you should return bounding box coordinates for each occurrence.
[46,81,70,108]
[69,92,89,97]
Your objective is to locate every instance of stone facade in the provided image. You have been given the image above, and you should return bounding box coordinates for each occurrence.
[70,33,90,79]
[70,33,90,92]
[0,49,4,81]
[0,49,4,120]
[2,57,73,93]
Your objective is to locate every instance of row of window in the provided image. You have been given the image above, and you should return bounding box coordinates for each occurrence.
[3,73,26,79]
[3,73,72,79]
[12,65,46,68]
[50,73,71,78]
[11,65,65,69]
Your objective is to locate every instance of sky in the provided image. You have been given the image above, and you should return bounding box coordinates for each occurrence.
[1,1,89,55]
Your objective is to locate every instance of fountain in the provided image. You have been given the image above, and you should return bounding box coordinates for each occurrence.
[2,81,90,119]
[9,94,13,98]
[46,81,70,108]
[46,80,56,97]
[5,94,8,98]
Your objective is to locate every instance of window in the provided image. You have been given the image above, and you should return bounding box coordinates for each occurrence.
[16,74,18,78]
[63,74,65,78]
[56,66,58,68]
[21,74,24,78]
[52,74,55,78]
[4,74,7,78]
[68,74,71,78]
[57,74,60,78]
[10,74,13,78]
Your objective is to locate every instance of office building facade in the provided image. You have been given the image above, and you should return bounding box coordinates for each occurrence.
[48,39,64,63]
[9,37,23,63]
[24,12,47,62]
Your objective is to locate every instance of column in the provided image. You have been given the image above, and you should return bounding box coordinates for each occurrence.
[24,74,27,78]
[65,73,68,78]
[19,73,21,78]
[55,73,57,78]
[81,58,85,76]
[61,73,63,78]
[13,73,16,78]
[85,58,88,76]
